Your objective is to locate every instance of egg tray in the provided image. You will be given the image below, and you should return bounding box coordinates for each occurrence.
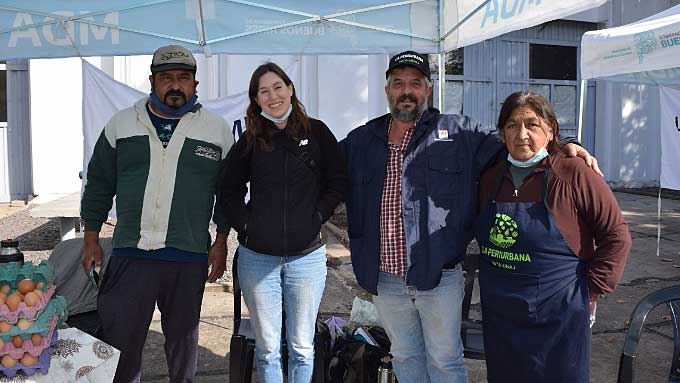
[0,296,68,344]
[0,285,55,323]
[0,260,53,289]
[0,329,57,378]
[0,314,59,359]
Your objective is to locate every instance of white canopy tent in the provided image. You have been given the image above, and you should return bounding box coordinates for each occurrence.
[579,3,680,171]
[579,3,680,137]
[581,3,680,85]
[579,4,680,255]
[0,0,607,197]
[0,0,607,108]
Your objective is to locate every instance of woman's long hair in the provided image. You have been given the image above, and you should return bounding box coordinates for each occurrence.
[244,63,309,153]
[497,91,562,154]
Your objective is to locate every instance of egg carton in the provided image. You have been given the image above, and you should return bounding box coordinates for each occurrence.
[0,313,59,359]
[0,296,68,344]
[0,285,55,323]
[0,260,53,290]
[0,329,57,378]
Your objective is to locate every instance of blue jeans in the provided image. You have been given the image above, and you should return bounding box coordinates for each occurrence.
[237,245,327,383]
[373,266,467,383]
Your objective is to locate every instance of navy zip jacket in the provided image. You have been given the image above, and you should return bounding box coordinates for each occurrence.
[340,110,503,295]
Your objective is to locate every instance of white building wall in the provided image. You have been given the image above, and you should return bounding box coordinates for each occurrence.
[30,57,102,196]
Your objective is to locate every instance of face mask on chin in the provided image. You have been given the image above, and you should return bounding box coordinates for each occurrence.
[261,104,293,125]
[507,147,549,168]
[149,91,198,117]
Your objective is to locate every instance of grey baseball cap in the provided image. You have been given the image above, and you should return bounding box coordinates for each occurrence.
[150,45,197,74]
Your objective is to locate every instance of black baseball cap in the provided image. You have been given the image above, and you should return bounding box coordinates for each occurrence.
[385,51,431,79]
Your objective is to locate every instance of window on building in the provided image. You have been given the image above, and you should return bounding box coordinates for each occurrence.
[529,44,577,80]
[429,49,464,76]
[0,62,6,124]
[429,49,464,114]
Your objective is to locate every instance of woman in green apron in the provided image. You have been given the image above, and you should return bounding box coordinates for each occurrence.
[475,91,632,382]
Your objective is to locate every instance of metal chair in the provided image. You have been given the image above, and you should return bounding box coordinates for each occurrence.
[228,249,257,383]
[618,285,680,383]
[461,253,485,359]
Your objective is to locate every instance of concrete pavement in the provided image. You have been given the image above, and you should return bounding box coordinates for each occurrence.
[17,189,671,382]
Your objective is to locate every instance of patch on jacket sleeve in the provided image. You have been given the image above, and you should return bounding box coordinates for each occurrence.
[194,145,221,161]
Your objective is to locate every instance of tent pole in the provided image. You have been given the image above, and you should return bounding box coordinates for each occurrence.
[577,79,587,142]
[438,0,445,112]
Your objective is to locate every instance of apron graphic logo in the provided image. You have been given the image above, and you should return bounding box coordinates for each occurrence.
[489,213,519,248]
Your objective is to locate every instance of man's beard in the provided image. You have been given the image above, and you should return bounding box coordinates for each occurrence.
[164,90,187,109]
[389,93,427,122]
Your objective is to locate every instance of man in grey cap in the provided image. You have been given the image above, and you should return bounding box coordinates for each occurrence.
[80,45,234,382]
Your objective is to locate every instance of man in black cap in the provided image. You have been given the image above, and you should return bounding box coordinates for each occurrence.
[81,44,234,382]
[340,50,598,383]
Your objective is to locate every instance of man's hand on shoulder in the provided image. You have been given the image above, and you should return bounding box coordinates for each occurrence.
[564,143,603,177]
[207,233,228,283]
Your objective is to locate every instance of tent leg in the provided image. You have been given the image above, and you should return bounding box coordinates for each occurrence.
[437,0,444,112]
[438,53,445,112]
[577,79,587,142]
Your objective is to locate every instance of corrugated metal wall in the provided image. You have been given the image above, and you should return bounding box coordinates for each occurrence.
[0,122,8,202]
[2,60,32,202]
[461,20,597,140]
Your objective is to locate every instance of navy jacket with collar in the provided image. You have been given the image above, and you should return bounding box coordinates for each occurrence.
[340,110,503,294]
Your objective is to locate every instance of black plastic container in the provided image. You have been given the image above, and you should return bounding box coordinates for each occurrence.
[0,239,24,266]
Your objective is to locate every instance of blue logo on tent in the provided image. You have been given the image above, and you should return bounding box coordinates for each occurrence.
[634,31,657,64]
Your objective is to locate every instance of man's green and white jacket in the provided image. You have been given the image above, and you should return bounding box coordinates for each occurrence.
[81,98,234,253]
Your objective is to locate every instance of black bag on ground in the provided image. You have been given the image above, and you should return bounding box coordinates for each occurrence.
[328,326,391,383]
[281,318,333,383]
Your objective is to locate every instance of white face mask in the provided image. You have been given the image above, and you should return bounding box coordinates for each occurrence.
[508,147,549,168]
[261,104,292,124]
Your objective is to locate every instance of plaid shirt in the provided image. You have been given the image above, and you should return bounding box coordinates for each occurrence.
[379,119,415,276]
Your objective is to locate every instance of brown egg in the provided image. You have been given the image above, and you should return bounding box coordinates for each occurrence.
[11,335,22,348]
[1,355,16,368]
[20,353,37,366]
[0,284,10,294]
[17,318,32,331]
[17,279,34,295]
[33,289,44,300]
[6,293,22,311]
[30,333,42,346]
[23,292,38,307]
[35,281,44,291]
[0,321,11,333]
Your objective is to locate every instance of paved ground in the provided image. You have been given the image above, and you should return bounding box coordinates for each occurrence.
[1,190,679,382]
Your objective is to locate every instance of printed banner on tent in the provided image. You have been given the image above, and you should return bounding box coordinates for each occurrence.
[444,0,606,51]
[659,86,680,190]
[581,4,680,82]
[0,0,439,58]
[0,0,608,59]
